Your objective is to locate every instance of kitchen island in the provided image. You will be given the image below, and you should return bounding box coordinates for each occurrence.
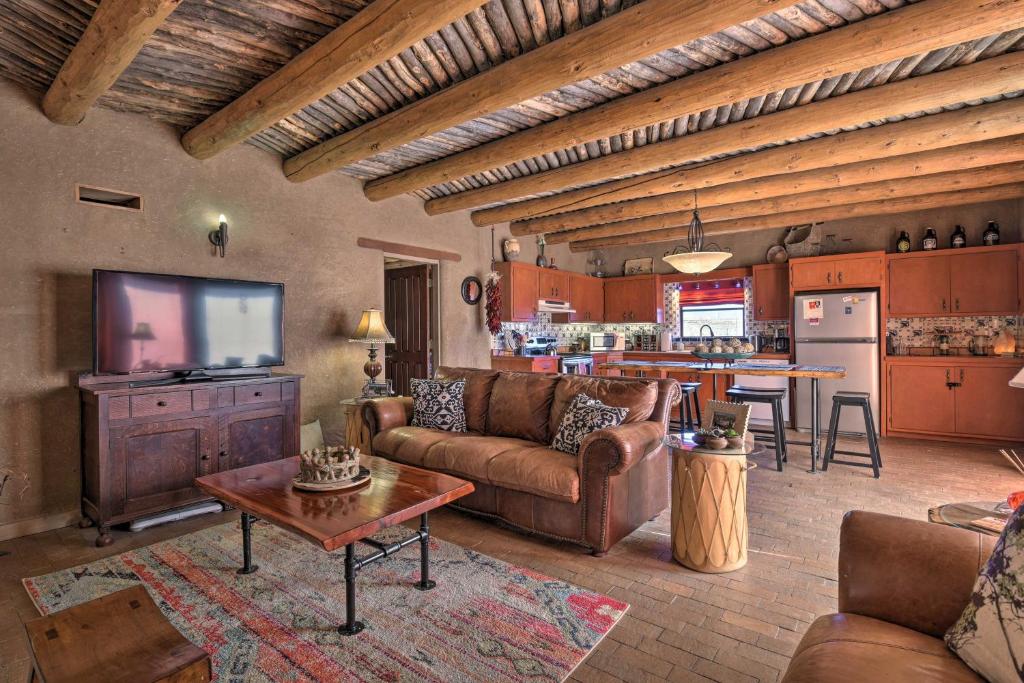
[598,359,846,473]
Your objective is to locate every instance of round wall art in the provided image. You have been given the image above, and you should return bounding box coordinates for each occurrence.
[461,276,483,305]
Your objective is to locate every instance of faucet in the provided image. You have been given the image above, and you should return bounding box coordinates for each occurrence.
[698,324,716,347]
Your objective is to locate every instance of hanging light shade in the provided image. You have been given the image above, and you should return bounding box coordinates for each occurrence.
[662,191,731,275]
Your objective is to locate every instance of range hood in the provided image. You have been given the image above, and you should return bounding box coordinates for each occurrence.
[537,298,576,314]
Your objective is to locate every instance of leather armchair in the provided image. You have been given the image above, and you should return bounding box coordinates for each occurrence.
[783,511,995,682]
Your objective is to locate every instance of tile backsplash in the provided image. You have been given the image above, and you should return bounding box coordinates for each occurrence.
[492,278,787,349]
[886,315,1022,351]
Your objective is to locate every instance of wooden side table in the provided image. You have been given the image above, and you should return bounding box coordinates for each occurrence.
[666,435,758,573]
[24,584,210,682]
[341,398,373,454]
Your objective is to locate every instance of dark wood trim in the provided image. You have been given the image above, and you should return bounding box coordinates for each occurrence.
[357,238,461,263]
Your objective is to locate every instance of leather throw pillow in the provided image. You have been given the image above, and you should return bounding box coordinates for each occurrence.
[551,393,629,455]
[946,503,1024,681]
[410,379,467,433]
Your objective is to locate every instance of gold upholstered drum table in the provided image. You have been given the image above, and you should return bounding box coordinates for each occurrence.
[665,434,760,573]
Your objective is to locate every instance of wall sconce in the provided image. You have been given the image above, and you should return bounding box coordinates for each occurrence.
[209,214,228,257]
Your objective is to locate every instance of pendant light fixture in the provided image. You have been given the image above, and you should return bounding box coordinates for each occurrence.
[662,191,731,274]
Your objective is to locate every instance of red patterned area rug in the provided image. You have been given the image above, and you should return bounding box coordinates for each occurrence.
[23,522,627,682]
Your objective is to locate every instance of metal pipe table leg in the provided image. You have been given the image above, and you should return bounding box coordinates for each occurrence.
[237,512,259,575]
[809,377,819,474]
[414,512,436,591]
[339,543,365,636]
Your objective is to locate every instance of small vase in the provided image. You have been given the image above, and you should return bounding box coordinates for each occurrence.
[502,238,521,261]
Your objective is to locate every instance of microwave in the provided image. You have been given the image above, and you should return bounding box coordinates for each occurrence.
[590,332,624,352]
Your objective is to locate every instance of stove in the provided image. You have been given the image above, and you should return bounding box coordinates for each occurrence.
[560,353,594,375]
[522,335,558,357]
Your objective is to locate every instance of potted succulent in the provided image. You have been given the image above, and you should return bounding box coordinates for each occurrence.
[724,428,745,450]
[695,427,727,450]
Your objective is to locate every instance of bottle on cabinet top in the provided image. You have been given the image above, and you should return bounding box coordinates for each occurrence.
[983,220,1001,246]
[951,225,967,248]
[896,230,912,253]
[922,228,938,251]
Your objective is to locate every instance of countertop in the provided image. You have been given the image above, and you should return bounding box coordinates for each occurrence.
[885,354,1024,367]
[623,350,793,361]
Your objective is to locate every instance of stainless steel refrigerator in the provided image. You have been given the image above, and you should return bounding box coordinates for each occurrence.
[794,291,880,434]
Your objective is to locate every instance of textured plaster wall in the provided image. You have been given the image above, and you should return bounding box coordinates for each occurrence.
[0,79,580,538]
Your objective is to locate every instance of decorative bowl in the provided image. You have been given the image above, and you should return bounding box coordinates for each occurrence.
[704,436,728,450]
[726,435,745,449]
[691,433,707,446]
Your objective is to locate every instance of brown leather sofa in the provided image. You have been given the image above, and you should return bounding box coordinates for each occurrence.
[363,367,680,555]
[783,510,995,682]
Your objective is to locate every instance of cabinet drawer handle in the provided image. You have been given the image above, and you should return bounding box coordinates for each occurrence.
[201,454,210,461]
[254,391,263,397]
[826,272,832,284]
[837,271,843,283]
[156,400,167,407]
[942,299,947,311]
[219,451,228,457]
[955,298,960,311]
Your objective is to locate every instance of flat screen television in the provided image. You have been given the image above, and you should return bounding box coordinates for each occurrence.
[93,269,284,375]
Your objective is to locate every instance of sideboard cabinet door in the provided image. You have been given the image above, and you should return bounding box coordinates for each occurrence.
[220,404,296,471]
[109,416,217,516]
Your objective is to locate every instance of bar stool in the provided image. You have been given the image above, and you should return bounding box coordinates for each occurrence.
[673,382,701,432]
[821,391,881,478]
[725,385,788,472]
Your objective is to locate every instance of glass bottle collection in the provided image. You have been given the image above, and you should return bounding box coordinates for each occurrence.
[895,220,1000,253]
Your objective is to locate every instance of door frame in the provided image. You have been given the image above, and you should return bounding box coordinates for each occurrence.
[383,252,443,381]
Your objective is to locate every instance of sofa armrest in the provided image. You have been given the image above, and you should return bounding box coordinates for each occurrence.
[578,420,665,477]
[362,397,414,436]
[839,510,995,638]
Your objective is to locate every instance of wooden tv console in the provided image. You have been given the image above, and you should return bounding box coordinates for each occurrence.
[78,373,301,547]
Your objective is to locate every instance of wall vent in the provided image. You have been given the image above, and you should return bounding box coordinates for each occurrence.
[76,184,143,212]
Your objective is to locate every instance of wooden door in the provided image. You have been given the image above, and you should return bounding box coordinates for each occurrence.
[385,264,431,395]
[888,364,955,434]
[949,250,1019,315]
[752,264,789,320]
[887,256,950,316]
[497,262,539,321]
[954,366,1024,439]
[569,274,603,322]
[539,269,570,299]
[835,256,883,287]
[790,260,835,290]
[109,415,217,516]
[632,276,662,322]
[221,404,294,470]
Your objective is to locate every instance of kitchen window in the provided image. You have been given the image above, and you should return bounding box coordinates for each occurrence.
[680,303,746,339]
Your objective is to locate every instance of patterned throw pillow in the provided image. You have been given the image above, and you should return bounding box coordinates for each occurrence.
[410,379,467,433]
[946,503,1024,681]
[551,393,629,455]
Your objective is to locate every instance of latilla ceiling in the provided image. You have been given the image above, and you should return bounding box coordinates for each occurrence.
[1,0,1021,230]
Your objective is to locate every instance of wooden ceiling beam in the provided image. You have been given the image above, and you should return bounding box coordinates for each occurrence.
[473,96,1024,226]
[283,0,790,184]
[180,0,487,161]
[516,136,1024,236]
[41,0,183,125]
[547,164,1024,245]
[406,0,1024,209]
[567,183,1024,251]
[435,50,1024,218]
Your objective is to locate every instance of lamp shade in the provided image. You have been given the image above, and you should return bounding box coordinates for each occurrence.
[349,309,395,344]
[662,250,732,275]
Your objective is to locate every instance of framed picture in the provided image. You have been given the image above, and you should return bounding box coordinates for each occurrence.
[703,400,751,436]
[623,257,653,275]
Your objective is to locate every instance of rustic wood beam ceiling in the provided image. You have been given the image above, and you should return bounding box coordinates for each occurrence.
[381,0,1024,207]
[547,163,1024,245]
[282,0,792,184]
[514,136,1024,237]
[470,97,1024,226]
[41,0,182,125]
[180,0,487,160]
[568,183,1024,251]
[431,50,1024,218]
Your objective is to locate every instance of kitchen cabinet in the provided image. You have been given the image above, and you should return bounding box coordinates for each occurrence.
[604,275,663,323]
[887,360,1024,441]
[491,355,559,374]
[539,269,570,299]
[790,253,884,291]
[752,264,789,320]
[568,273,604,322]
[494,262,539,322]
[887,245,1020,317]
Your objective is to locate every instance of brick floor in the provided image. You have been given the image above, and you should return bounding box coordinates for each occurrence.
[0,433,1018,682]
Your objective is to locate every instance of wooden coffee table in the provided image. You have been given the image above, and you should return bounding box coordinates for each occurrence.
[195,455,474,636]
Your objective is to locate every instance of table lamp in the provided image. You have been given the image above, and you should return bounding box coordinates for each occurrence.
[349,309,395,392]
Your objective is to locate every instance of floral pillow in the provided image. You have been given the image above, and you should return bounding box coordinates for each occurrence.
[946,504,1024,681]
[410,379,467,433]
[551,393,629,455]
